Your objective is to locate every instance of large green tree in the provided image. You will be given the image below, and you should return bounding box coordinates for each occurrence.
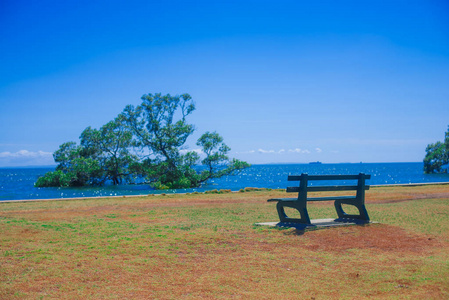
[36,92,250,189]
[423,126,449,174]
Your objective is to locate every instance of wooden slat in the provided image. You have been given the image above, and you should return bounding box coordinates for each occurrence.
[287,185,370,193]
[307,196,357,201]
[286,187,299,193]
[308,185,369,192]
[288,174,371,181]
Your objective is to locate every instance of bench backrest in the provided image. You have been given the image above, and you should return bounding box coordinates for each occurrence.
[286,173,371,194]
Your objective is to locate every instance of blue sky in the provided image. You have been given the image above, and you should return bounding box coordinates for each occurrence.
[1,0,448,167]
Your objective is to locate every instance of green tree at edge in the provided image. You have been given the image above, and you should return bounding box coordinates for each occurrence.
[423,126,449,174]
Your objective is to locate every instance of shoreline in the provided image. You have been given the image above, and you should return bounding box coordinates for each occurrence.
[2,181,449,204]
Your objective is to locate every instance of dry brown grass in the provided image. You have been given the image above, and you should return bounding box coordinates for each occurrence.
[1,184,449,299]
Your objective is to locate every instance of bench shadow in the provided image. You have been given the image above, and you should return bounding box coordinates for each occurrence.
[283,229,306,236]
[281,221,374,236]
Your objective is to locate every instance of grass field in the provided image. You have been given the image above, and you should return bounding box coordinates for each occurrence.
[1,184,449,299]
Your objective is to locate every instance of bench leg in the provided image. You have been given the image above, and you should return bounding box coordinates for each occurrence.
[334,200,370,222]
[276,201,311,224]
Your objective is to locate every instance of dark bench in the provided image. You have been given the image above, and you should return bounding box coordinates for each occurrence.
[268,173,370,226]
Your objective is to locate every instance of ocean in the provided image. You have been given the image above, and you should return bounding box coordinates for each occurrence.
[1,162,448,201]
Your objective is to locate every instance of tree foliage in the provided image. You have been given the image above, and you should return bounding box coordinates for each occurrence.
[80,116,139,185]
[36,117,139,187]
[35,93,250,189]
[35,141,103,187]
[121,93,250,189]
[423,126,449,174]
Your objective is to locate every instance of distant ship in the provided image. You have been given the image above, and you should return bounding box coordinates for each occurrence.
[309,161,322,164]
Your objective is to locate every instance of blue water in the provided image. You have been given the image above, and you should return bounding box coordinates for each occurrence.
[1,163,448,201]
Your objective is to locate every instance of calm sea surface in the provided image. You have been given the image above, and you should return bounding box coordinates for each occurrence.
[1,162,448,201]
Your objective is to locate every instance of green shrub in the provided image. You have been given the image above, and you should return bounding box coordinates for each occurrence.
[34,170,72,187]
[204,189,219,194]
[151,181,170,190]
[244,187,265,192]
